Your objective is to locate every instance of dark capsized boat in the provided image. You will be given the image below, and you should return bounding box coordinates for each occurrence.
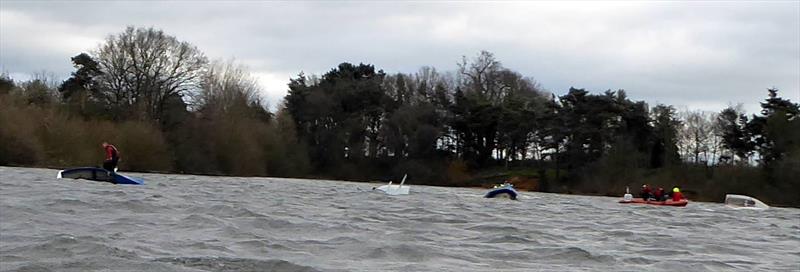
[57,167,144,185]
[485,183,518,200]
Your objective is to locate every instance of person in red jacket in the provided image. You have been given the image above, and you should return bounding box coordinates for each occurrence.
[653,187,666,201]
[101,142,120,172]
[640,184,653,200]
[672,187,684,202]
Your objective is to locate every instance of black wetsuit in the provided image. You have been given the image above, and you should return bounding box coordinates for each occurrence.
[641,188,652,200]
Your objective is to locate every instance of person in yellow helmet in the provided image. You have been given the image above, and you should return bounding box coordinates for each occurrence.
[671,187,684,202]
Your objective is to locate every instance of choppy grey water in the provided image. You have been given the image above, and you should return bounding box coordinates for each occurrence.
[1,166,798,272]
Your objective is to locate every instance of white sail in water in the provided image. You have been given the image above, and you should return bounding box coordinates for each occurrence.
[725,194,769,210]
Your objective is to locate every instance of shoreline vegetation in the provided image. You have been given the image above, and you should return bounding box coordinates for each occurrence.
[1,26,798,207]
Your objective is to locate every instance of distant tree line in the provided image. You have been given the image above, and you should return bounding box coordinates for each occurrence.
[1,26,798,206]
[1,27,306,177]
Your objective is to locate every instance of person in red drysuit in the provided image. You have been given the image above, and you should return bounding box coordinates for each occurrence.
[672,187,684,202]
[640,184,653,200]
[101,142,119,172]
[653,187,667,201]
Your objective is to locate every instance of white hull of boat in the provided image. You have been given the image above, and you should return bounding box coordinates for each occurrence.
[375,174,410,195]
[376,184,410,195]
[724,194,769,210]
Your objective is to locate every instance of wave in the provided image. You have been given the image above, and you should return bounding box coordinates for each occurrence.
[484,234,540,244]
[622,256,657,265]
[179,214,228,226]
[233,239,294,252]
[105,199,164,213]
[656,260,739,271]
[181,241,234,254]
[538,246,616,264]
[605,230,636,237]
[237,217,308,230]
[3,263,55,272]
[465,224,521,233]
[360,244,441,262]
[1,234,137,260]
[185,204,266,218]
[636,248,694,256]
[155,257,322,272]
[413,215,470,224]
[43,198,94,209]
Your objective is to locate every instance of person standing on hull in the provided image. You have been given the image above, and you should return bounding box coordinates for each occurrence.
[102,142,120,172]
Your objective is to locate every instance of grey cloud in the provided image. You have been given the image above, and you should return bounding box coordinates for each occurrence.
[1,1,797,114]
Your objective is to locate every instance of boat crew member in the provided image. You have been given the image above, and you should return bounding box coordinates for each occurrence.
[640,184,652,200]
[671,187,684,202]
[102,142,120,172]
[653,187,667,201]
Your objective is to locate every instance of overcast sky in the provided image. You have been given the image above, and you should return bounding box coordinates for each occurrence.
[1,1,798,113]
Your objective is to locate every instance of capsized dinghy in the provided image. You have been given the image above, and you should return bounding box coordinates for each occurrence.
[374,174,410,195]
[57,167,144,185]
[485,183,518,200]
[725,194,769,210]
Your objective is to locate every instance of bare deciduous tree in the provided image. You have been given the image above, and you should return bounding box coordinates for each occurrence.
[458,50,506,103]
[94,26,208,121]
[196,59,263,116]
[678,110,722,164]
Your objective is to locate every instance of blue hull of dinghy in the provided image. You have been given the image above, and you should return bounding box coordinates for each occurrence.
[485,188,518,200]
[58,167,144,185]
[112,173,144,185]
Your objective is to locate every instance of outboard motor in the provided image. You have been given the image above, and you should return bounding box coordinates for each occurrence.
[623,186,633,202]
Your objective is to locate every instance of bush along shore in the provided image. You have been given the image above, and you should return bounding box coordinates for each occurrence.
[2,26,798,207]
